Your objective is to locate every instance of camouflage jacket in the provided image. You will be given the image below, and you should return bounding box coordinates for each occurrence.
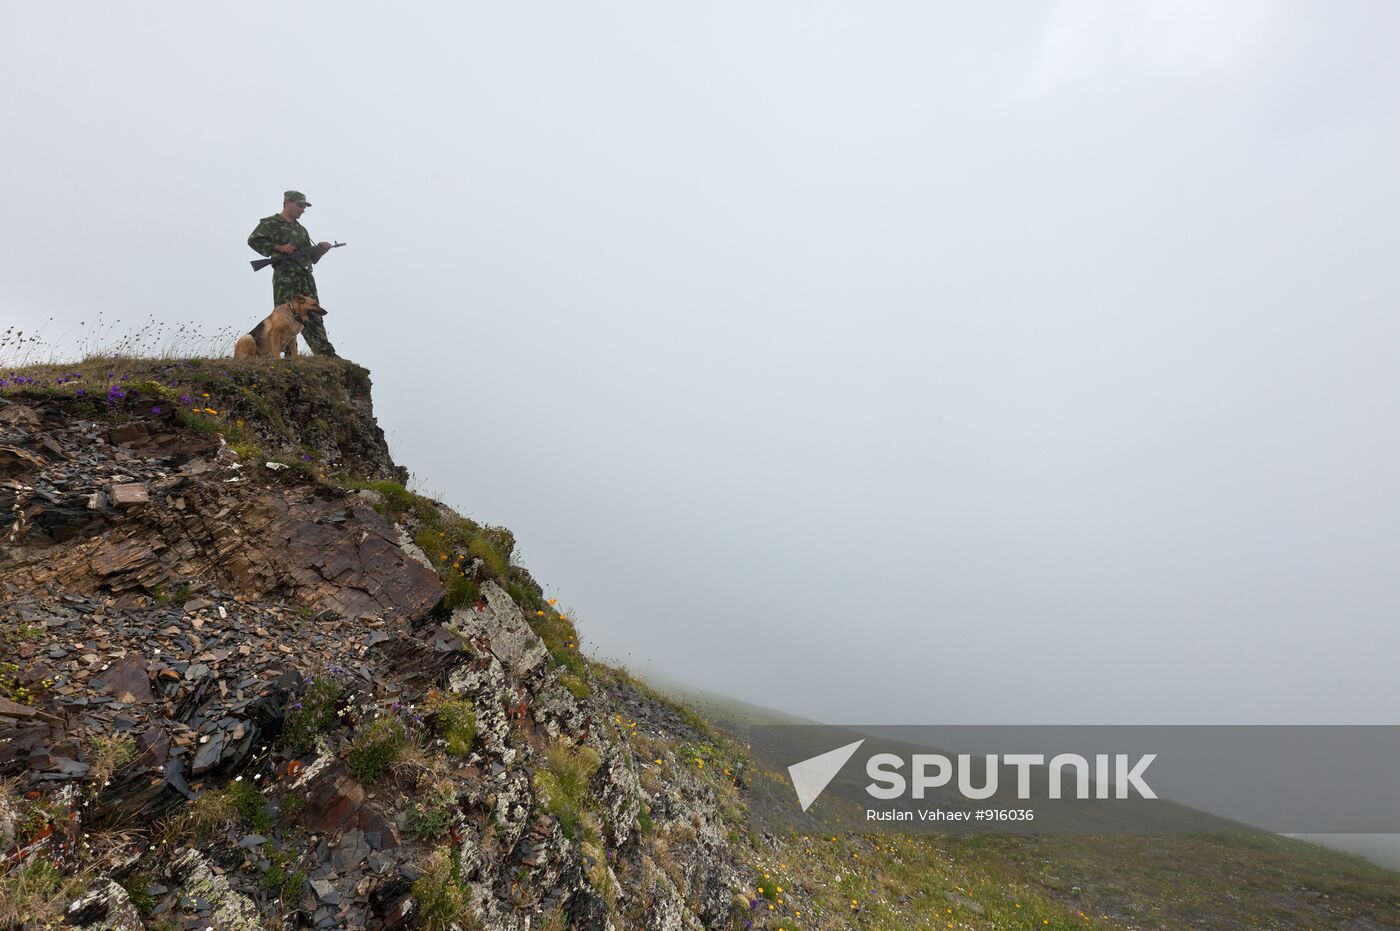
[247,214,322,272]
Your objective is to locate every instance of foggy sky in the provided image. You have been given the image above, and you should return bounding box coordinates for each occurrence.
[4,1,1399,725]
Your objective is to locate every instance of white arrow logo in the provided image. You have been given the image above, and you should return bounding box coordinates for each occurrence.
[788,739,865,812]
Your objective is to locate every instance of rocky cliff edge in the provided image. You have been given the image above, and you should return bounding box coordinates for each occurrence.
[0,357,755,931]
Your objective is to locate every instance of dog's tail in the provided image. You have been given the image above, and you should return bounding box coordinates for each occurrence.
[233,333,257,359]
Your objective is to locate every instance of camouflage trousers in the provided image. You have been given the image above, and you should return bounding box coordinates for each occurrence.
[272,270,338,357]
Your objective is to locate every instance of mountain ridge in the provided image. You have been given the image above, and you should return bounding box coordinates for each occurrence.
[1,354,1397,931]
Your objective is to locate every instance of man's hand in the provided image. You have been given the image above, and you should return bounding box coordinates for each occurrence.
[317,241,333,251]
[275,243,298,254]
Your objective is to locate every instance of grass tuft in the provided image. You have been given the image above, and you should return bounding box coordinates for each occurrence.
[346,715,410,783]
[412,846,479,930]
[280,674,346,751]
[117,871,157,914]
[424,690,477,757]
[259,848,306,902]
[0,858,92,929]
[407,782,458,840]
[532,740,602,840]
[226,778,275,834]
[85,734,137,797]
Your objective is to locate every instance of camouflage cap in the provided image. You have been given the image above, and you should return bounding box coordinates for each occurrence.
[283,190,312,206]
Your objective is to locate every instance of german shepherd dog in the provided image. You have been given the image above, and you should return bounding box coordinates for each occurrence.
[233,294,327,359]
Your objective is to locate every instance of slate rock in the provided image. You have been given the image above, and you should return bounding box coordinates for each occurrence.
[109,483,150,508]
[310,879,340,905]
[91,649,154,700]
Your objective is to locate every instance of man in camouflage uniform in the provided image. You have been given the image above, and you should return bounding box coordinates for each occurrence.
[247,190,338,356]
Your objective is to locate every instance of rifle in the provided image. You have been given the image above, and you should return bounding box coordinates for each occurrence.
[250,241,346,271]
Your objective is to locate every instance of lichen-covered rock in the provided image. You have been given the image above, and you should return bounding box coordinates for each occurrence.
[532,670,588,742]
[456,826,484,882]
[466,890,527,931]
[167,848,265,931]
[447,651,513,758]
[590,740,642,848]
[65,879,145,930]
[641,863,705,931]
[683,811,747,928]
[491,767,534,852]
[511,813,583,913]
[446,581,548,680]
[566,886,616,931]
[0,788,16,848]
[395,522,434,570]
